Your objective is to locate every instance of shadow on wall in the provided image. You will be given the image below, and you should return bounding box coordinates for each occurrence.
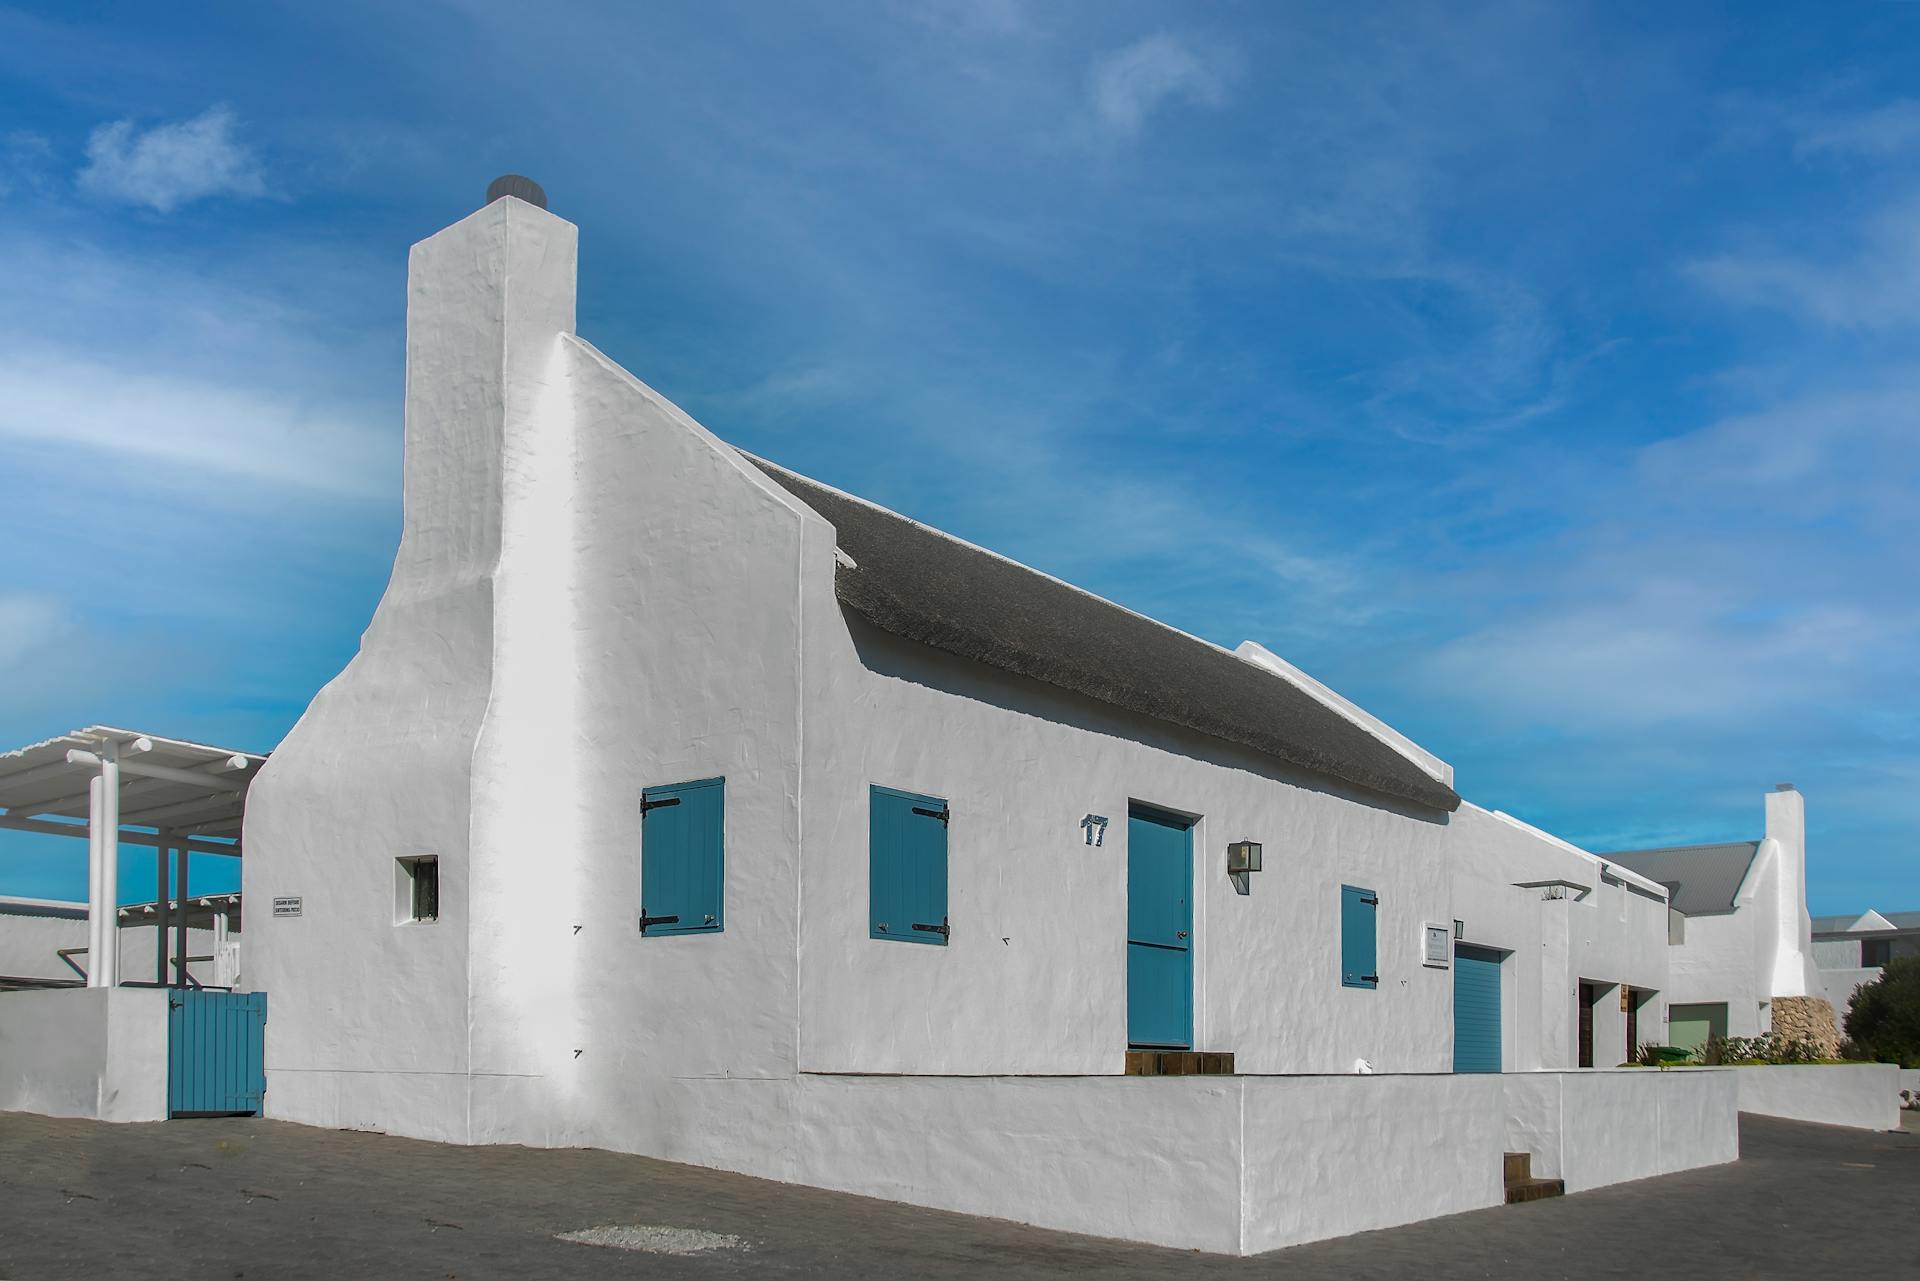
[846,615,1451,828]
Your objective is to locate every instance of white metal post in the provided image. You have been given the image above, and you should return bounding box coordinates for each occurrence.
[99,743,121,986]
[85,772,104,988]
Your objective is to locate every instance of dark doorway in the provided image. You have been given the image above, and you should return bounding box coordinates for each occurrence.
[1578,981,1598,1068]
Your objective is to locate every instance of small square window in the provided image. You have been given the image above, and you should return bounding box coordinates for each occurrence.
[1863,938,1892,968]
[396,856,439,924]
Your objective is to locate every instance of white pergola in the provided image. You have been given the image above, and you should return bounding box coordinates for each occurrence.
[0,726,266,987]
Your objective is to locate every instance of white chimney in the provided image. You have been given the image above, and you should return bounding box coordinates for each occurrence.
[1763,784,1818,998]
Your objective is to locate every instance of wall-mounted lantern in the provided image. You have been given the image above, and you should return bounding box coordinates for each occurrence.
[1226,840,1262,874]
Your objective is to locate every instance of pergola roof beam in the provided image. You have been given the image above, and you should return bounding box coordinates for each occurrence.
[116,796,243,828]
[65,750,248,792]
[0,813,240,857]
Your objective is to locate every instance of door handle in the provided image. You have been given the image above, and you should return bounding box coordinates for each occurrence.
[1176,930,1189,939]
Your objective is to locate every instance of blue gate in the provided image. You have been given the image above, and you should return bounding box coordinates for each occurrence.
[167,990,266,1117]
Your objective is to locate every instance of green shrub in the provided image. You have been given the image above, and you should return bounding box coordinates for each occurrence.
[1845,955,1920,1067]
[1693,1032,1822,1066]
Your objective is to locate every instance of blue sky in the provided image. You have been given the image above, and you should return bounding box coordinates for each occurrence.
[0,2,1914,912]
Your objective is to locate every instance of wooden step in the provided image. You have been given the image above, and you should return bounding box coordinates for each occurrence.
[1124,1050,1235,1076]
[1505,1176,1565,1204]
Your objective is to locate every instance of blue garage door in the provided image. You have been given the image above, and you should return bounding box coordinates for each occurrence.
[1453,944,1502,1074]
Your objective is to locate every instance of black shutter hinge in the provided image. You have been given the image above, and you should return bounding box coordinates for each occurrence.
[912,806,949,825]
[639,912,681,932]
[641,796,682,814]
[1361,974,1379,983]
[912,918,950,938]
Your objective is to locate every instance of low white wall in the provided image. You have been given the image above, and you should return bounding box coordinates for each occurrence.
[1239,1075,1505,1253]
[0,987,169,1122]
[792,1075,1246,1253]
[1733,1064,1900,1131]
[269,1064,1748,1255]
[506,1069,1728,1254]
[1500,1069,1738,1192]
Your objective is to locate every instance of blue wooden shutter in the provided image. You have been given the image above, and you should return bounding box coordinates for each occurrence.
[640,777,724,936]
[1341,884,1378,988]
[870,785,949,945]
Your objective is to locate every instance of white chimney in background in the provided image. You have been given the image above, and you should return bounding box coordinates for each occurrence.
[1763,784,1819,998]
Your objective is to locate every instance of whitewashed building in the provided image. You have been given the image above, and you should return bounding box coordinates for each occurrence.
[1605,785,1832,1054]
[224,183,1733,1253]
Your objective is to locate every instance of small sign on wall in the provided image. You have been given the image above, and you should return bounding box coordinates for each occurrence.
[1080,814,1108,847]
[272,896,303,918]
[1422,923,1451,968]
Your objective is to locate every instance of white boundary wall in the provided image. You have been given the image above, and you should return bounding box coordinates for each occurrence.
[0,987,169,1121]
[1731,1064,1900,1131]
[1502,1069,1738,1191]
[457,1069,1729,1254]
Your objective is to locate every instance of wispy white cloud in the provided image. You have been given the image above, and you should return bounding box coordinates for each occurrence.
[77,105,266,212]
[0,350,391,500]
[0,227,395,500]
[1685,202,1920,330]
[1787,98,1920,160]
[1088,34,1232,137]
[0,592,72,674]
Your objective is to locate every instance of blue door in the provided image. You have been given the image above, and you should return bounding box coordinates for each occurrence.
[168,990,267,1117]
[1127,806,1193,1049]
[1452,944,1502,1074]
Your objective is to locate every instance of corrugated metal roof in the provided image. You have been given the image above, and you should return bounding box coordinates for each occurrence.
[1601,841,1762,915]
[746,454,1461,813]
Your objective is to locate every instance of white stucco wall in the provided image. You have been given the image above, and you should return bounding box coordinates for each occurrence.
[1447,805,1670,1069]
[0,909,220,987]
[1666,905,1768,1038]
[0,987,169,1121]
[1732,1064,1900,1131]
[1502,1069,1738,1191]
[0,907,86,983]
[1818,967,1878,1030]
[1659,788,1824,1041]
[245,197,579,1141]
[801,621,1457,1076]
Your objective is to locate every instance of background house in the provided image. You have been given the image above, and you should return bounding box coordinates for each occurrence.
[1813,909,1920,1029]
[1605,785,1832,1054]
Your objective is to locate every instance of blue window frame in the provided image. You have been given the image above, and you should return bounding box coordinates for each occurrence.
[870,785,949,945]
[640,777,724,937]
[1341,883,1379,989]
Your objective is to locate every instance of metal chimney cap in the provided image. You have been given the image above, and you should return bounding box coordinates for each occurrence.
[485,175,547,210]
[1775,782,1796,792]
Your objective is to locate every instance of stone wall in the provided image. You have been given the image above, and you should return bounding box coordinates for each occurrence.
[1770,994,1841,1058]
